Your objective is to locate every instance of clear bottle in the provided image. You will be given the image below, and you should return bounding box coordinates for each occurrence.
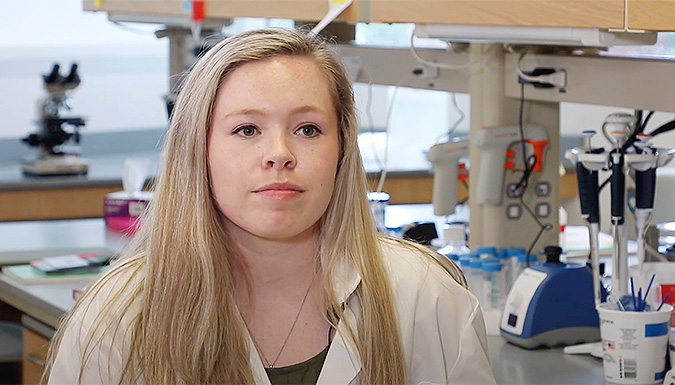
[367,191,389,232]
[437,224,470,257]
[495,248,513,290]
[506,248,526,288]
[468,258,484,302]
[482,260,506,311]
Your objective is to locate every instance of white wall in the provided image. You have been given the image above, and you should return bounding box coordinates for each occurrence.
[0,0,169,139]
[3,2,675,174]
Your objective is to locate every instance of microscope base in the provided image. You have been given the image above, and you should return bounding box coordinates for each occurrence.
[21,155,89,176]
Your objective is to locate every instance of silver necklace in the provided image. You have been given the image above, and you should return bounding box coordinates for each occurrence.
[249,273,316,369]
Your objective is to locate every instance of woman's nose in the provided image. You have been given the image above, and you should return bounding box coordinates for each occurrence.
[263,133,297,170]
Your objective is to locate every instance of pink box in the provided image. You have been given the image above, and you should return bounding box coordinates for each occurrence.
[104,191,153,234]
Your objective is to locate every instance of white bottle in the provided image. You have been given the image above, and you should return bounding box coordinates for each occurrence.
[437,224,470,257]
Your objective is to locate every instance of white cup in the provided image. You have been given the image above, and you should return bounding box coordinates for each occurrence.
[597,303,672,384]
[670,327,675,370]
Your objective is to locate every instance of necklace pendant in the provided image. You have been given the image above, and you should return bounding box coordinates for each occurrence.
[269,365,274,369]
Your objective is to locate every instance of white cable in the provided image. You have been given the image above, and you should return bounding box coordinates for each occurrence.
[375,81,405,193]
[112,21,158,35]
[409,26,481,70]
[433,92,465,145]
[448,92,464,135]
[361,68,384,171]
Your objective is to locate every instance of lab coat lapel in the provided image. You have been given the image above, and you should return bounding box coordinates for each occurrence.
[247,309,362,385]
[247,259,363,384]
[315,257,362,384]
[316,313,362,385]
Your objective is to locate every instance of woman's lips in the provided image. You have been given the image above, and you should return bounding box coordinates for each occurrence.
[253,182,305,201]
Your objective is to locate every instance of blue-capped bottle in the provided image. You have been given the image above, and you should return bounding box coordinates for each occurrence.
[476,246,497,260]
[482,259,506,311]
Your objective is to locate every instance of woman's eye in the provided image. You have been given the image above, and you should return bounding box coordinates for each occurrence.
[233,125,258,137]
[297,124,321,137]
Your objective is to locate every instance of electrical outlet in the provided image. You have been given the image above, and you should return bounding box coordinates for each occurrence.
[518,67,567,91]
[413,64,439,80]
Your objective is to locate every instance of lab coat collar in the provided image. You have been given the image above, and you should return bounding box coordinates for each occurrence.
[332,255,361,304]
[248,259,363,384]
[316,307,362,385]
[247,314,362,385]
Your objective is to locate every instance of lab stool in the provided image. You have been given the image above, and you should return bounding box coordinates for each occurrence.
[0,321,22,384]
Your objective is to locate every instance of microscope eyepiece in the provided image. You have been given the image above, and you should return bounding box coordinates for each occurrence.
[65,63,80,84]
[43,63,61,84]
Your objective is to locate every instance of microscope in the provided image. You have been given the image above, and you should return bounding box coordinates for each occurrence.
[21,63,88,176]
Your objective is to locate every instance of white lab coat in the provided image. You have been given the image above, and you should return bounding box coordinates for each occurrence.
[49,239,496,385]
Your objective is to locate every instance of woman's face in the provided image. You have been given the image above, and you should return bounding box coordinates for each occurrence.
[208,55,340,243]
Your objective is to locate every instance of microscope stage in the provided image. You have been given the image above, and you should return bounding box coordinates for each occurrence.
[21,155,89,176]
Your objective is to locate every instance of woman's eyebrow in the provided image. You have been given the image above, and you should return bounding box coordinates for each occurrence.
[223,108,266,118]
[289,105,331,118]
[223,105,331,119]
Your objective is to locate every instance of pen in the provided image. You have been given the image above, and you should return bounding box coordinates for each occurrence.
[657,294,670,312]
[643,274,656,309]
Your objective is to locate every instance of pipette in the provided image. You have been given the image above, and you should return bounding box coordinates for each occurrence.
[609,136,628,298]
[575,131,603,305]
[633,135,657,273]
[604,114,633,299]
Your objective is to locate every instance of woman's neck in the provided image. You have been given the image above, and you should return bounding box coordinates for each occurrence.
[228,222,320,290]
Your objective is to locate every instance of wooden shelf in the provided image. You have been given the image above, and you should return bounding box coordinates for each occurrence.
[371,0,625,29]
[84,0,362,22]
[628,0,675,30]
[84,0,675,34]
[206,0,361,22]
[83,0,185,15]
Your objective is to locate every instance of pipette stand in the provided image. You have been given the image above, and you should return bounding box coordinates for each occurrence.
[566,114,674,304]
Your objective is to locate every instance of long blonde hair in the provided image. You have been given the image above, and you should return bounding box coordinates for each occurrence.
[45,28,455,384]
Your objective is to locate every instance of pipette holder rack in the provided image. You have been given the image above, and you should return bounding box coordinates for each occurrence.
[565,114,674,302]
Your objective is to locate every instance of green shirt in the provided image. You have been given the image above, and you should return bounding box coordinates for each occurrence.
[265,345,330,385]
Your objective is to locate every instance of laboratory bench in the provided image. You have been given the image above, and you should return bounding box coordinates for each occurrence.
[0,217,610,384]
[0,153,160,222]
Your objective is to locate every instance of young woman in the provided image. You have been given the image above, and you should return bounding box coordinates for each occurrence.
[46,28,496,385]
